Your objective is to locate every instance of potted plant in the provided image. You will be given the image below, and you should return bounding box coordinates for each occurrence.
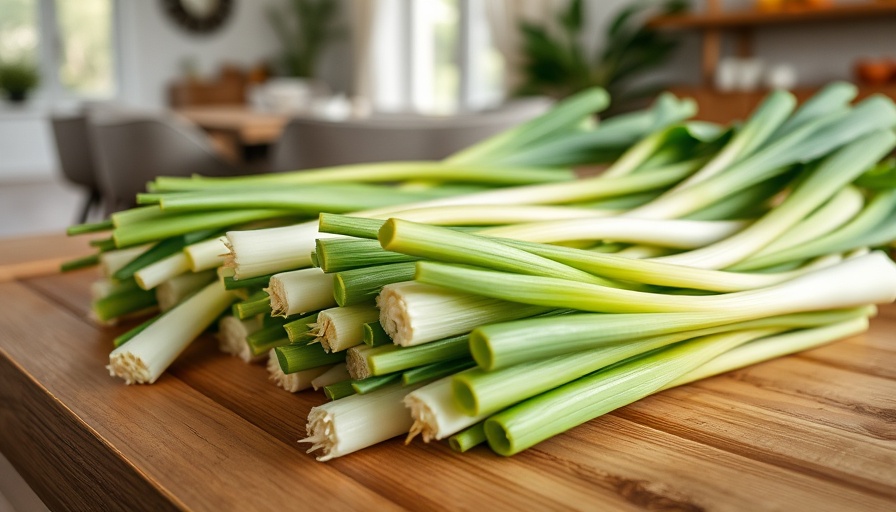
[516,0,687,114]
[257,0,343,112]
[267,0,343,79]
[0,60,40,103]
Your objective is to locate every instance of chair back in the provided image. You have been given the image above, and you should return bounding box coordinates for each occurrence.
[50,114,98,189]
[269,99,551,172]
[89,113,243,211]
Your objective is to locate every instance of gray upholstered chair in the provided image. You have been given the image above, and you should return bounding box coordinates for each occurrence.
[50,114,102,222]
[89,113,247,212]
[268,99,551,172]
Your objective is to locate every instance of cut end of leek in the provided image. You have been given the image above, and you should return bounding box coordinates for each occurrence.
[467,330,496,371]
[451,375,481,416]
[107,352,152,385]
[309,318,335,352]
[267,350,331,392]
[345,345,372,380]
[217,316,263,363]
[266,279,289,317]
[403,394,438,443]
[377,283,413,346]
[300,408,338,462]
[483,418,513,457]
[267,350,305,392]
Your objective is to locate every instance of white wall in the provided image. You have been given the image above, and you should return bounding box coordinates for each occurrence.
[117,0,281,108]
[0,108,59,181]
[116,0,352,108]
[0,0,288,181]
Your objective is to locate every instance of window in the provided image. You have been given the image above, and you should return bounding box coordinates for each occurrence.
[367,0,504,115]
[0,0,117,103]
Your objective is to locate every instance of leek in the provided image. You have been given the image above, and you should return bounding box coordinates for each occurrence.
[402,359,475,386]
[184,236,229,271]
[360,334,470,379]
[267,350,330,392]
[217,315,264,363]
[267,268,335,316]
[107,281,237,384]
[324,380,358,400]
[156,270,216,311]
[406,375,489,443]
[317,238,417,273]
[362,321,391,347]
[134,252,191,290]
[455,308,871,415]
[665,316,870,389]
[311,363,350,390]
[301,382,425,461]
[283,312,320,343]
[655,131,895,269]
[467,252,896,369]
[275,343,345,374]
[312,305,380,352]
[449,423,487,453]
[415,252,896,316]
[484,328,784,456]
[377,281,551,346]
[334,263,417,306]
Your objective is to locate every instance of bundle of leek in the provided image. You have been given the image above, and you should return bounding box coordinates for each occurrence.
[297,85,896,460]
[67,86,698,385]
[65,82,896,463]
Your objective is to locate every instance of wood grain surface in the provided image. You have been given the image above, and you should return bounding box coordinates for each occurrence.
[0,231,101,282]
[0,236,894,511]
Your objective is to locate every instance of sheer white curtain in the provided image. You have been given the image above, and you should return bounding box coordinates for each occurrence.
[484,0,569,95]
[350,0,553,113]
[349,0,410,113]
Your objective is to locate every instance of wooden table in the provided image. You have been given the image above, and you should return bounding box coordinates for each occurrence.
[176,106,290,147]
[176,106,291,164]
[1,234,894,511]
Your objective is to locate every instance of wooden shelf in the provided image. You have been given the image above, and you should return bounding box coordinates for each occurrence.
[668,82,896,124]
[649,1,896,86]
[649,2,896,30]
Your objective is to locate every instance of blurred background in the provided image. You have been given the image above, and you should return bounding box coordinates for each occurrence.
[0,0,895,238]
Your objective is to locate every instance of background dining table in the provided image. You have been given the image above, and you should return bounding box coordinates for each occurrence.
[175,105,291,163]
[0,232,894,511]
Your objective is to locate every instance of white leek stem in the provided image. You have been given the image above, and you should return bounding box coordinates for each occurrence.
[612,245,673,259]
[405,375,488,443]
[185,236,229,272]
[90,278,133,300]
[226,222,329,279]
[107,281,237,384]
[99,245,150,278]
[377,281,550,346]
[480,218,747,247]
[156,270,217,311]
[300,382,424,461]
[749,186,864,260]
[134,252,190,290]
[266,350,331,392]
[217,315,264,363]
[312,363,350,390]
[266,268,335,317]
[312,305,380,352]
[345,345,374,380]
